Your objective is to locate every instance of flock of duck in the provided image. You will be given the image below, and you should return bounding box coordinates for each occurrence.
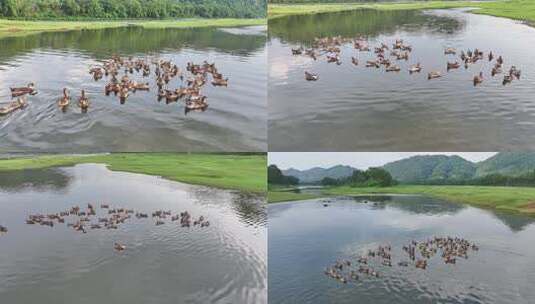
[324,236,479,284]
[293,36,522,86]
[1,55,229,116]
[7,203,210,251]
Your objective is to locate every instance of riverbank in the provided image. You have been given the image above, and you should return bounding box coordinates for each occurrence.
[268,1,535,24]
[0,18,266,39]
[269,184,535,214]
[268,190,322,203]
[0,153,266,193]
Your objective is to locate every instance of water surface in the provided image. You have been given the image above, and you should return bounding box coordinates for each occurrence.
[268,195,535,303]
[269,9,535,150]
[0,26,267,152]
[0,164,267,304]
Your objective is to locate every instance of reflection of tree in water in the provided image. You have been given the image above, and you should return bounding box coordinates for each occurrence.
[188,186,266,227]
[344,195,465,215]
[347,194,535,232]
[0,26,266,65]
[269,9,465,45]
[490,212,535,233]
[231,192,267,228]
[0,168,71,192]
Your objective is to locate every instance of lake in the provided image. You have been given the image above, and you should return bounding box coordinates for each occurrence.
[0,164,267,304]
[268,195,535,304]
[268,9,535,151]
[0,25,266,152]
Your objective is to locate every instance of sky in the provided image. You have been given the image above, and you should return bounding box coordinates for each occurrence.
[268,152,498,170]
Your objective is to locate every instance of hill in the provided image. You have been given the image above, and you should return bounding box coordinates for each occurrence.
[283,165,355,183]
[383,155,476,183]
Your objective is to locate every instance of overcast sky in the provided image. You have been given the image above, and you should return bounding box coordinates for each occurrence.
[269,152,498,170]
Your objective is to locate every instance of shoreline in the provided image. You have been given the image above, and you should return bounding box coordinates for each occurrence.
[268,185,535,215]
[0,18,266,39]
[268,1,535,25]
[0,153,267,194]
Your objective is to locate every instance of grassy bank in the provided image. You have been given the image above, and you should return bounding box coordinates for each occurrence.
[268,1,535,24]
[0,153,266,193]
[324,185,535,214]
[0,18,266,39]
[268,190,323,203]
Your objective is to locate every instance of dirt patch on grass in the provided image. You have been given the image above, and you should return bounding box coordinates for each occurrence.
[6,27,21,32]
[520,202,535,213]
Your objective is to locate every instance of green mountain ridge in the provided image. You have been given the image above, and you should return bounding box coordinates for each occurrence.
[280,153,535,184]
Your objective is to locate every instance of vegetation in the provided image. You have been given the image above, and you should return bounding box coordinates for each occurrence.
[324,185,535,214]
[0,0,266,19]
[320,167,395,187]
[268,190,321,203]
[268,164,299,186]
[0,153,267,193]
[268,1,535,24]
[384,155,477,183]
[0,18,265,38]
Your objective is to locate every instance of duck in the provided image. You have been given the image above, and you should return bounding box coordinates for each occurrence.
[408,63,422,73]
[351,57,358,66]
[211,78,228,86]
[0,225,7,233]
[365,60,380,68]
[304,71,319,81]
[114,242,126,251]
[427,71,442,80]
[509,66,521,79]
[291,47,303,55]
[78,89,90,112]
[385,65,400,72]
[488,51,494,62]
[165,90,180,104]
[10,83,37,97]
[415,259,427,269]
[473,72,484,86]
[131,82,150,91]
[444,47,456,55]
[491,66,502,77]
[0,97,27,116]
[185,95,208,112]
[57,88,70,111]
[118,86,129,103]
[447,61,460,71]
[497,55,504,65]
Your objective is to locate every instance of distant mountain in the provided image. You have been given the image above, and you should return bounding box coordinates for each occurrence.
[280,152,535,185]
[383,155,476,183]
[283,165,356,184]
[476,152,535,177]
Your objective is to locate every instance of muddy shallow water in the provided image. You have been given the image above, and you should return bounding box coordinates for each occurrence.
[268,9,535,151]
[0,164,267,304]
[0,25,267,152]
[268,195,535,304]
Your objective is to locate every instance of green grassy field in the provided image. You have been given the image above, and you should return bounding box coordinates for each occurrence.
[268,1,535,24]
[0,153,266,193]
[0,18,266,39]
[323,185,535,214]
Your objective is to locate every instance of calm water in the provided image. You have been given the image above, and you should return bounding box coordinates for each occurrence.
[269,195,535,303]
[268,9,535,151]
[0,164,267,304]
[0,26,267,152]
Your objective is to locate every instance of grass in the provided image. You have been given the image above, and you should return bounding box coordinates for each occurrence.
[0,18,266,39]
[268,190,322,203]
[0,153,267,193]
[268,1,535,24]
[323,185,535,214]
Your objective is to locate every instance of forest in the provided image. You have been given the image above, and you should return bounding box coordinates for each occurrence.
[0,0,267,19]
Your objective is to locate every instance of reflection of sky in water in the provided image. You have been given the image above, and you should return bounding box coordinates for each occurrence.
[269,196,535,304]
